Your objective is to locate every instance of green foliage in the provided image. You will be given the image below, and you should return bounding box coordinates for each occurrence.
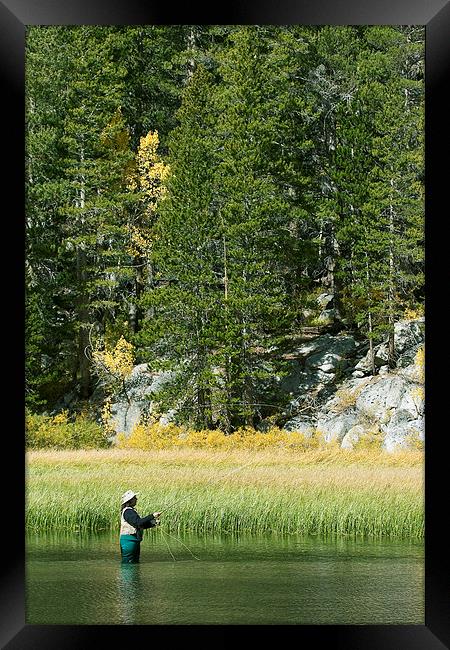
[26,26,424,421]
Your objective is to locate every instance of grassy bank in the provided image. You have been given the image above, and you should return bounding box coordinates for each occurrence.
[26,448,424,539]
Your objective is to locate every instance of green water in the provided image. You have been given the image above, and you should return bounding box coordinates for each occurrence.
[26,530,424,625]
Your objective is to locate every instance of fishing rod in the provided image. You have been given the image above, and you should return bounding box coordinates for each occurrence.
[158,454,263,516]
[154,453,263,561]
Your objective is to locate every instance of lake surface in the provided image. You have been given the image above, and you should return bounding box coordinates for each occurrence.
[26,530,424,625]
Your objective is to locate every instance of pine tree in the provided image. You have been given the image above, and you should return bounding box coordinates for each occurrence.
[26,26,136,401]
[60,27,136,397]
[325,26,424,371]
[116,25,187,152]
[26,26,79,406]
[213,27,299,429]
[304,26,364,307]
[137,64,222,429]
[360,26,424,366]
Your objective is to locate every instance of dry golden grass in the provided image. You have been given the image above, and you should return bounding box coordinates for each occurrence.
[26,448,423,492]
[27,446,424,467]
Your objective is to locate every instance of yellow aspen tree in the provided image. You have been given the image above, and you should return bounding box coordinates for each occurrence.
[131,130,170,214]
[126,130,170,331]
[92,335,134,398]
[91,334,135,435]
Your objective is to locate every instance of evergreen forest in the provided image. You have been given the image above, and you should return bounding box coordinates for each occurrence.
[25,25,424,434]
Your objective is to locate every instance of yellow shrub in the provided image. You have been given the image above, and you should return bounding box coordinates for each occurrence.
[354,426,383,451]
[182,429,208,448]
[52,410,69,425]
[415,345,425,384]
[206,430,229,448]
[117,424,152,450]
[404,306,424,321]
[117,421,185,450]
[286,430,320,450]
[115,421,326,451]
[26,411,109,449]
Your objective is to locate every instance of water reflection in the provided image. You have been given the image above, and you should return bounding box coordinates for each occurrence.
[117,563,143,625]
[27,531,424,625]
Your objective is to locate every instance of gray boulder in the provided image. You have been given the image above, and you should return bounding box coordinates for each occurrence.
[109,402,144,437]
[280,334,363,428]
[341,425,367,450]
[109,364,176,436]
[316,410,359,443]
[382,416,424,452]
[286,334,359,379]
[308,363,424,451]
[381,407,424,442]
[394,319,424,355]
[317,309,340,324]
[305,349,349,374]
[316,292,334,309]
[355,375,413,424]
[317,376,372,415]
[354,344,388,372]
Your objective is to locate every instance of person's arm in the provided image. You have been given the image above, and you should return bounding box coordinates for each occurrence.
[123,509,160,529]
[139,513,159,529]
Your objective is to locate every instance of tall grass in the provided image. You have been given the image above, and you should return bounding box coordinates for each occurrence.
[26,448,424,539]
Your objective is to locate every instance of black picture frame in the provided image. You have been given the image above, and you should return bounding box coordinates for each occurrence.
[2,1,449,647]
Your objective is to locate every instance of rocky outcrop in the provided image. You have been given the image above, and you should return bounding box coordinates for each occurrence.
[353,319,424,375]
[282,318,424,451]
[280,333,363,401]
[101,317,424,452]
[108,364,176,436]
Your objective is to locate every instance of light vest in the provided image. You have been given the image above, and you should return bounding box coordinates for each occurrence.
[120,506,143,540]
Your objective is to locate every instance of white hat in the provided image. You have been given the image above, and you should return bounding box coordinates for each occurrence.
[121,489,139,504]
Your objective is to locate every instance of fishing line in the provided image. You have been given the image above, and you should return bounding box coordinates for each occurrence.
[159,454,263,515]
[158,525,177,562]
[157,526,201,561]
[155,451,265,561]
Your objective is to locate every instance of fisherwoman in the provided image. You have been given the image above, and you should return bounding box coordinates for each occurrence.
[120,490,161,563]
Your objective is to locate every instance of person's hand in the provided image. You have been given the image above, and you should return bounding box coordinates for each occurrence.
[153,512,161,525]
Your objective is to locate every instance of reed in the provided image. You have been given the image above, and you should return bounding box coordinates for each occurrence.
[26,448,424,539]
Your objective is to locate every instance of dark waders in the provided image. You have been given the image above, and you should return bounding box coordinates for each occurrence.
[120,534,141,563]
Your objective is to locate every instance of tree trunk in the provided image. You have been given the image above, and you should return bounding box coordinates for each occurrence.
[221,213,233,433]
[129,256,145,333]
[186,27,196,83]
[365,255,376,375]
[75,146,91,398]
[368,310,376,376]
[329,222,345,320]
[387,180,396,369]
[196,384,213,430]
[145,259,155,320]
[76,248,91,399]
[241,264,253,429]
